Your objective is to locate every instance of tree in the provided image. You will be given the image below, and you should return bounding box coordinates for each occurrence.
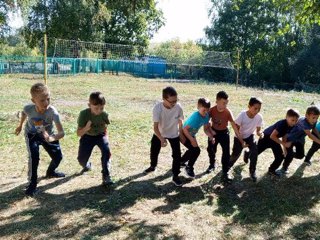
[273,0,320,25]
[22,0,164,49]
[205,0,304,88]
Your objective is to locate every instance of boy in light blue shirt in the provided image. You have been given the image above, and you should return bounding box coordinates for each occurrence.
[304,119,320,166]
[181,98,215,178]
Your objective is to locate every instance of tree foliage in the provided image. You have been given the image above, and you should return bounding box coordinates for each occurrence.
[22,0,164,48]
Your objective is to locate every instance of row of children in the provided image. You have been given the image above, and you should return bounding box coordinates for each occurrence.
[15,83,320,196]
[143,86,320,186]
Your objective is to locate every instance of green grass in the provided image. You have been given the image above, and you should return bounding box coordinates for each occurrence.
[0,74,319,240]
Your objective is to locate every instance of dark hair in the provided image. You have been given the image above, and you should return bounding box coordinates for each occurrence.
[89,91,106,105]
[286,108,300,118]
[216,91,228,100]
[306,106,320,115]
[30,83,49,97]
[162,86,177,99]
[198,98,211,108]
[248,97,262,106]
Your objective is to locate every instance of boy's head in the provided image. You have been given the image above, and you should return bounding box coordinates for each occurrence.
[88,91,106,115]
[305,106,320,125]
[162,86,178,109]
[216,91,229,112]
[198,98,211,117]
[286,108,300,127]
[30,83,50,113]
[247,97,262,117]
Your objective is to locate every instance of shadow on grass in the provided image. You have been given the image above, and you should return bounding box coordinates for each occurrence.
[205,163,320,238]
[0,170,191,239]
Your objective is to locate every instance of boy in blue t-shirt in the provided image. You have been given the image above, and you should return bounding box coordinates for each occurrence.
[279,106,320,174]
[304,120,320,166]
[180,98,215,178]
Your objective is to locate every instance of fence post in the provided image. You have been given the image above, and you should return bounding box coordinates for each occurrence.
[44,33,48,85]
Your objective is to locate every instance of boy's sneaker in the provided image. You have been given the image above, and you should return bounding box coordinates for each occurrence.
[180,161,187,168]
[25,183,38,197]
[243,151,249,164]
[221,173,233,183]
[268,170,281,177]
[102,175,114,186]
[46,170,65,178]
[143,166,156,174]
[172,176,183,186]
[205,164,215,174]
[277,168,289,175]
[80,162,92,175]
[185,166,195,179]
[304,160,312,166]
[250,172,257,182]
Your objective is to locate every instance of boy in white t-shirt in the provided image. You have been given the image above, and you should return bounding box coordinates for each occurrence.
[144,86,184,186]
[229,97,263,182]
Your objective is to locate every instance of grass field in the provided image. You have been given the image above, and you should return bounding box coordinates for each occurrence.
[0,74,319,240]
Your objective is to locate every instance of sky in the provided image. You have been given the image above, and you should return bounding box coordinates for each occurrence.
[9,0,213,43]
[152,0,212,43]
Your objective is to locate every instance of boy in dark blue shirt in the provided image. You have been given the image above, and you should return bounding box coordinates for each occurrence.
[279,106,320,174]
[249,109,300,176]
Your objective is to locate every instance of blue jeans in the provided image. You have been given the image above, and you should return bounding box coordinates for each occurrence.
[77,133,111,177]
[25,133,63,185]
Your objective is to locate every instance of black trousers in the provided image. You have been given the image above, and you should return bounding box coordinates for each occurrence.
[25,133,63,186]
[181,136,201,170]
[150,134,181,176]
[257,135,284,172]
[207,129,230,174]
[305,132,320,162]
[230,134,257,173]
[282,142,305,170]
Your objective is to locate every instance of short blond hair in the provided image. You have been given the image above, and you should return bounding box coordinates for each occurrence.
[30,83,49,97]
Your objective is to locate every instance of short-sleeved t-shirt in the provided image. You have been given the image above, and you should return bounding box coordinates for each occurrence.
[235,110,263,139]
[77,108,110,136]
[263,119,293,138]
[23,104,61,135]
[315,121,320,132]
[287,117,314,143]
[153,102,184,139]
[183,111,209,137]
[209,106,234,130]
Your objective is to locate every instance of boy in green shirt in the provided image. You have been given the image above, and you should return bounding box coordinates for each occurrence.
[77,91,113,186]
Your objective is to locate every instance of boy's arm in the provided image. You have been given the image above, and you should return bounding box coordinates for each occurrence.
[270,129,291,147]
[178,119,186,143]
[230,121,245,145]
[313,127,320,138]
[153,122,167,147]
[15,111,27,135]
[44,121,65,142]
[183,125,198,147]
[256,126,263,138]
[305,129,320,145]
[203,123,215,140]
[77,120,92,137]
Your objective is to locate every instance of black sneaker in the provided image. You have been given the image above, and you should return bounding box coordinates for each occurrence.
[205,165,215,174]
[268,170,281,177]
[102,175,114,186]
[46,170,65,178]
[144,166,156,174]
[304,160,312,166]
[80,162,92,174]
[172,176,183,186]
[250,172,257,182]
[243,151,249,164]
[25,183,38,197]
[278,168,289,175]
[180,161,187,168]
[221,174,233,183]
[185,166,195,179]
